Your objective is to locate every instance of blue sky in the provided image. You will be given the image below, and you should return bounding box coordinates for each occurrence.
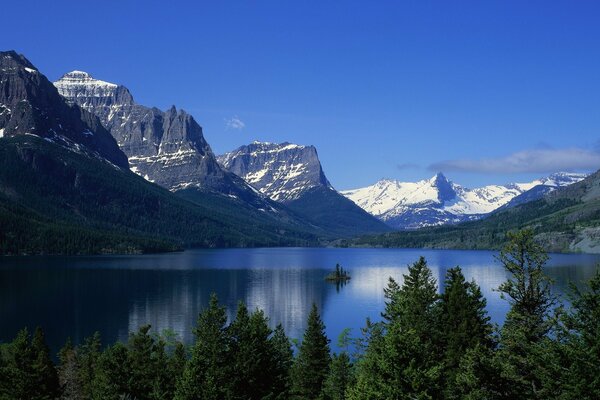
[3,1,600,189]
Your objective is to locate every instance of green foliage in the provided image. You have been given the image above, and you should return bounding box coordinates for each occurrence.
[0,327,60,400]
[439,266,494,392]
[497,230,557,398]
[291,304,331,399]
[322,352,353,400]
[352,257,442,399]
[554,270,600,398]
[175,293,230,400]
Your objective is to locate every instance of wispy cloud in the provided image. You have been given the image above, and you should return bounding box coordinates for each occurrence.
[225,116,245,130]
[429,147,600,174]
[397,163,419,170]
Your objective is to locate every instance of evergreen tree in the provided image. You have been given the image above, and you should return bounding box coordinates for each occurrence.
[229,302,280,400]
[322,352,353,400]
[92,342,130,399]
[390,257,441,398]
[346,321,387,400]
[30,327,60,400]
[168,341,187,387]
[557,270,600,398]
[291,303,331,400]
[0,328,33,399]
[58,338,85,400]
[78,332,102,399]
[175,293,231,400]
[439,266,493,393]
[270,323,294,400]
[127,325,169,400]
[497,229,556,399]
[452,343,517,400]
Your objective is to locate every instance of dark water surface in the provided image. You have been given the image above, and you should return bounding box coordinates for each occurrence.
[1,248,599,354]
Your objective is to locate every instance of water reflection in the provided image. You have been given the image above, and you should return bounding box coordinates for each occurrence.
[0,248,598,355]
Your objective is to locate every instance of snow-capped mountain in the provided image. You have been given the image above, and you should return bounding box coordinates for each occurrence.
[0,52,128,168]
[217,141,332,201]
[342,172,587,229]
[218,141,390,236]
[53,71,263,202]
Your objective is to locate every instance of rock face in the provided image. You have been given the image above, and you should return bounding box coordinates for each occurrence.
[0,52,128,168]
[342,172,587,229]
[218,141,332,201]
[218,141,390,236]
[54,71,256,197]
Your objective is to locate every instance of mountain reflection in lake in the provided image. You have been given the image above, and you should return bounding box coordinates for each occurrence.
[1,248,599,354]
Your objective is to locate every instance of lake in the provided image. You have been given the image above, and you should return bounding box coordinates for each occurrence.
[1,248,599,354]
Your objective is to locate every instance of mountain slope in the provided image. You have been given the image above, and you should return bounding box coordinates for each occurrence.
[350,170,600,253]
[218,141,390,236]
[342,172,586,229]
[53,71,271,206]
[0,51,329,254]
[0,52,128,168]
[0,136,321,254]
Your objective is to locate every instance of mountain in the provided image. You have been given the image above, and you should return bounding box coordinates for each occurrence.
[218,141,390,236]
[53,70,268,205]
[342,172,587,229]
[0,52,128,168]
[0,51,326,254]
[350,169,600,253]
[217,141,332,201]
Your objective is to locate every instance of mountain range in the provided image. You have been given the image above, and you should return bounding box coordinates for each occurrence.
[217,141,390,236]
[1,50,597,254]
[1,51,344,254]
[53,71,389,237]
[350,169,600,253]
[342,172,586,229]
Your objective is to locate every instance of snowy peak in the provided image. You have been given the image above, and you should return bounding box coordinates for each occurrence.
[54,70,134,106]
[342,172,588,229]
[430,172,456,203]
[53,69,262,200]
[218,141,332,202]
[0,51,129,168]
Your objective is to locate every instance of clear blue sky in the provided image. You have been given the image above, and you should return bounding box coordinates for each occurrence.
[3,1,600,189]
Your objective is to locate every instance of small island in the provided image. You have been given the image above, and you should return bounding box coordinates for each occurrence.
[325,263,351,283]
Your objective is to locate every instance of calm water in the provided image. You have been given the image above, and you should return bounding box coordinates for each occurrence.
[1,248,599,354]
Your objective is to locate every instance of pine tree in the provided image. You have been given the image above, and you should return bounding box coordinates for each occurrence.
[175,293,231,400]
[351,257,441,399]
[291,303,331,400]
[127,325,168,400]
[0,328,33,399]
[346,320,387,400]
[497,229,556,399]
[439,266,493,393]
[229,302,279,399]
[30,327,60,399]
[78,332,102,399]
[58,338,85,400]
[322,352,353,400]
[92,342,130,399]
[557,270,600,398]
[270,324,294,400]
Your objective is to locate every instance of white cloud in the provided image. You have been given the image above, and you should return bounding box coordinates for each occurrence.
[225,116,245,130]
[429,147,600,174]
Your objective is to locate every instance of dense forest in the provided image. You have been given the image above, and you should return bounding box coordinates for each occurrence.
[1,230,599,399]
[0,136,323,255]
